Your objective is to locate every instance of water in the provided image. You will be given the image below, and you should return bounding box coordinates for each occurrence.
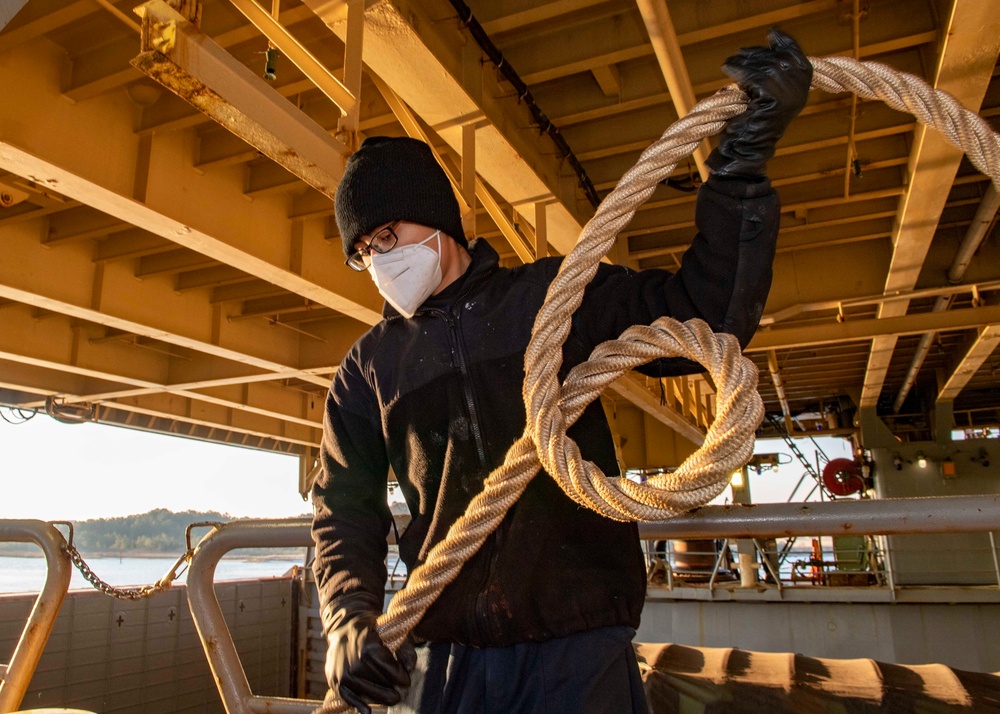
[0,554,307,595]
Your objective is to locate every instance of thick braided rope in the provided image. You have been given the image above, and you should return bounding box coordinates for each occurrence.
[316,55,1000,713]
[521,57,1000,523]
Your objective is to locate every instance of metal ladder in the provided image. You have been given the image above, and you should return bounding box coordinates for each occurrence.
[766,414,834,565]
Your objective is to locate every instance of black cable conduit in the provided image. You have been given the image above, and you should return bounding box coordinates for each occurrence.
[447,0,602,209]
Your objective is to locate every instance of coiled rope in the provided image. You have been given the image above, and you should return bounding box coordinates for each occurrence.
[316,55,1000,713]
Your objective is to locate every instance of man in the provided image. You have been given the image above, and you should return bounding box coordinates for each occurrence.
[312,29,811,714]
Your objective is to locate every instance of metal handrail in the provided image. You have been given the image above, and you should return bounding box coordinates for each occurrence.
[636,494,1000,539]
[643,496,1000,595]
[0,520,72,713]
[186,519,320,714]
[186,496,1000,713]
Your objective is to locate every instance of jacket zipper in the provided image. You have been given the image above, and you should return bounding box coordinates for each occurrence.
[423,271,511,643]
[476,518,507,641]
[425,303,490,472]
[426,298,503,642]
[449,304,507,642]
[448,312,489,471]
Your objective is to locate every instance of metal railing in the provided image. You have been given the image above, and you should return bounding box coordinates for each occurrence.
[184,495,1000,713]
[640,495,1000,598]
[186,519,320,714]
[0,520,73,714]
[387,544,407,590]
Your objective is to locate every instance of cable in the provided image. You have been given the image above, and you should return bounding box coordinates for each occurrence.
[0,406,37,424]
[445,0,601,209]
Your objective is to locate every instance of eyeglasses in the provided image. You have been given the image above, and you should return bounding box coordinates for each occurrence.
[345,222,400,272]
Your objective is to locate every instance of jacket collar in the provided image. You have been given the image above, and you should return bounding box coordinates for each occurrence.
[380,238,500,319]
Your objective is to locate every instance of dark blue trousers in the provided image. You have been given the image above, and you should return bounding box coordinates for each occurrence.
[389,626,648,714]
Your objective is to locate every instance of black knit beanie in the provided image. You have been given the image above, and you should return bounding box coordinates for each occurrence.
[335,136,467,257]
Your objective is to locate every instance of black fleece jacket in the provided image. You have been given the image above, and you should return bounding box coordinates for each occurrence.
[311,175,779,647]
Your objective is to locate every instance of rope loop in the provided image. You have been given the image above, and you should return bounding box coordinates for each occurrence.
[316,54,1000,713]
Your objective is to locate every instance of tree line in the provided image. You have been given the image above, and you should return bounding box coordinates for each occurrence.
[70,508,233,553]
[1,508,306,555]
[3,504,410,556]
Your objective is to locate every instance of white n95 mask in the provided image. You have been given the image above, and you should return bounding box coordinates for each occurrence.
[369,230,443,318]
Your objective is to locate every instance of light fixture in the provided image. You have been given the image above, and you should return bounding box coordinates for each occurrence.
[892,454,902,471]
[916,452,927,469]
[731,471,744,488]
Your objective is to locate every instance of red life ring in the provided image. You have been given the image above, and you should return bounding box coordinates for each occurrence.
[822,458,865,496]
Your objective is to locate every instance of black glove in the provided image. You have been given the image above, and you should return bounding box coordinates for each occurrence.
[323,591,416,714]
[706,28,812,178]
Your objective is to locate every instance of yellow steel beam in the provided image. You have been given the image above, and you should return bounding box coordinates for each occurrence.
[72,367,334,404]
[100,393,320,448]
[860,0,1000,407]
[635,0,710,181]
[517,19,933,90]
[305,0,589,256]
[224,0,355,115]
[0,303,329,429]
[0,141,381,324]
[760,279,1000,327]
[133,1,351,200]
[748,304,1000,353]
[479,0,610,35]
[607,374,705,446]
[0,34,384,325]
[0,218,351,387]
[6,345,321,430]
[937,325,1000,402]
[766,350,795,433]
[62,4,319,101]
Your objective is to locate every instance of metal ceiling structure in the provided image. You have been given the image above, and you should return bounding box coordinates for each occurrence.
[1,0,999,485]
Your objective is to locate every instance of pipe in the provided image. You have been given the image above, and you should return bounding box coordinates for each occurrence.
[637,494,1000,539]
[893,183,1000,410]
[766,350,794,432]
[186,520,317,714]
[737,542,758,588]
[0,520,72,713]
[949,183,1000,283]
[892,294,950,412]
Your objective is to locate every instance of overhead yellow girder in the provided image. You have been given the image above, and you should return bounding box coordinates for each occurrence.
[0,218,355,385]
[0,358,321,449]
[0,35,384,324]
[860,0,1000,408]
[0,304,327,427]
[749,304,1000,353]
[305,0,590,256]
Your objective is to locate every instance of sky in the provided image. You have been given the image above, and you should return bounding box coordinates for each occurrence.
[0,412,310,520]
[0,410,854,521]
[724,434,854,504]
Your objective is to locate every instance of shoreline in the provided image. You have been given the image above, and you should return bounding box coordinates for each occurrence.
[0,550,307,561]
